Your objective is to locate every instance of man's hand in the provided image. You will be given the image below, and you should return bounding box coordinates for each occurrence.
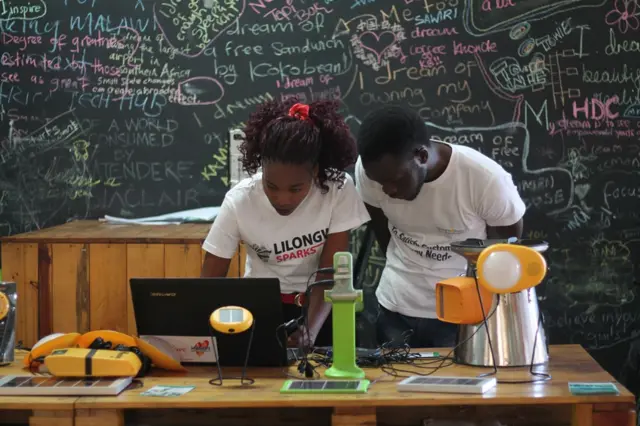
[287,325,317,349]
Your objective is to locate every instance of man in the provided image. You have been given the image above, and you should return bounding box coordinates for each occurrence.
[355,106,526,348]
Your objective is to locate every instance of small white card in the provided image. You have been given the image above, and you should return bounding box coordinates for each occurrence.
[141,385,195,397]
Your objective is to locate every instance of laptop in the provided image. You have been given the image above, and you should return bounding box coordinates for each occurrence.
[130,278,298,367]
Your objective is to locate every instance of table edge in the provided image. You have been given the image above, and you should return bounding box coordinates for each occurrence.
[0,402,77,410]
[1,237,206,244]
[73,394,637,410]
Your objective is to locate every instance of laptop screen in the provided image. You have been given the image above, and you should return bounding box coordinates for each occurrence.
[129,278,288,368]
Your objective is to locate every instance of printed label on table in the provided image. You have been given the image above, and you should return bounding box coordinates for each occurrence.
[568,382,619,395]
[141,385,195,397]
[416,352,440,358]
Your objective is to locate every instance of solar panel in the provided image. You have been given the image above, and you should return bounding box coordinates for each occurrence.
[397,376,497,394]
[287,380,361,390]
[407,377,485,386]
[280,379,369,394]
[0,376,132,396]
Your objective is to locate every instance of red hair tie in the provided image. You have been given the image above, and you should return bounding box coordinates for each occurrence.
[288,103,310,121]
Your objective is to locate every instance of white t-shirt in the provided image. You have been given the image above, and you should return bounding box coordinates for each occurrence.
[203,173,371,293]
[355,144,526,319]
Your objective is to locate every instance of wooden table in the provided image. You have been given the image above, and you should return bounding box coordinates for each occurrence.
[0,352,76,426]
[0,220,246,348]
[69,345,635,426]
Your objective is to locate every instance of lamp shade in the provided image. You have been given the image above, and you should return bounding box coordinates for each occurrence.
[477,244,547,294]
[435,276,494,324]
[210,306,254,334]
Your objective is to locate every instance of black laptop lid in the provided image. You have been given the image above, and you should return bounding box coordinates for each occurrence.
[130,278,288,367]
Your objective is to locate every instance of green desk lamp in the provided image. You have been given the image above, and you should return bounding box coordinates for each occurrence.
[324,252,365,379]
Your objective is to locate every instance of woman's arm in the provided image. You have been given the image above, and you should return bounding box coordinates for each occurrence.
[304,230,350,343]
[201,252,232,277]
[201,193,241,277]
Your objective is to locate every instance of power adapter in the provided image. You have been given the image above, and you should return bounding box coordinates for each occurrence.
[283,317,302,335]
[297,358,314,378]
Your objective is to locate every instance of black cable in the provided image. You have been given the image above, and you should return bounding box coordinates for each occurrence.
[275,266,502,381]
[280,267,499,381]
[16,341,32,351]
[300,270,334,378]
[277,285,502,382]
[88,338,151,378]
[274,268,335,380]
[278,264,551,386]
[474,275,499,379]
[289,332,457,381]
[346,302,503,382]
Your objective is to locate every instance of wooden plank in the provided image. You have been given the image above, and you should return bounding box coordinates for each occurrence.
[593,403,637,426]
[164,244,202,277]
[75,409,124,426]
[0,410,29,425]
[127,408,329,426]
[22,244,40,346]
[89,244,128,332]
[30,411,74,426]
[51,244,90,334]
[76,245,90,333]
[1,221,211,244]
[226,249,241,278]
[573,404,594,426]
[238,243,247,277]
[378,404,572,425]
[37,244,53,339]
[127,244,165,335]
[1,242,38,348]
[333,407,376,426]
[0,243,23,288]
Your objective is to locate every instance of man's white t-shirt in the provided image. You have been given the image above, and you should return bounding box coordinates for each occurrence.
[203,173,371,293]
[355,144,526,319]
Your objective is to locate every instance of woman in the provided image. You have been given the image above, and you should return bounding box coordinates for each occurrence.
[201,99,370,348]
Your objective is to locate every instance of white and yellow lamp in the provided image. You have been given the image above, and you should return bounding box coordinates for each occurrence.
[436,241,550,369]
[208,306,255,386]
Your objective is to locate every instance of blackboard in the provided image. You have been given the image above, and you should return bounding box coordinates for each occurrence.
[1,0,639,401]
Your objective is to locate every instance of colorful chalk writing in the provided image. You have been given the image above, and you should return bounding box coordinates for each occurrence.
[0,0,639,400]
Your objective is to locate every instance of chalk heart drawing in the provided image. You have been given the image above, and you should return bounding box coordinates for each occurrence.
[358,31,397,63]
[154,0,245,58]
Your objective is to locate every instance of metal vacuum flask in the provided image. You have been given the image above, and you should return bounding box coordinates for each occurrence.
[450,239,549,367]
[0,282,17,364]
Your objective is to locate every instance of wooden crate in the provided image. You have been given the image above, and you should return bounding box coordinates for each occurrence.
[0,220,246,348]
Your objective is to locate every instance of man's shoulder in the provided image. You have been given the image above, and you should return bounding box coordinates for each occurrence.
[354,156,377,186]
[453,145,510,178]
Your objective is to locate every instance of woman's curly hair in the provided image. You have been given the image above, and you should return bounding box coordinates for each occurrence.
[240,98,357,193]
